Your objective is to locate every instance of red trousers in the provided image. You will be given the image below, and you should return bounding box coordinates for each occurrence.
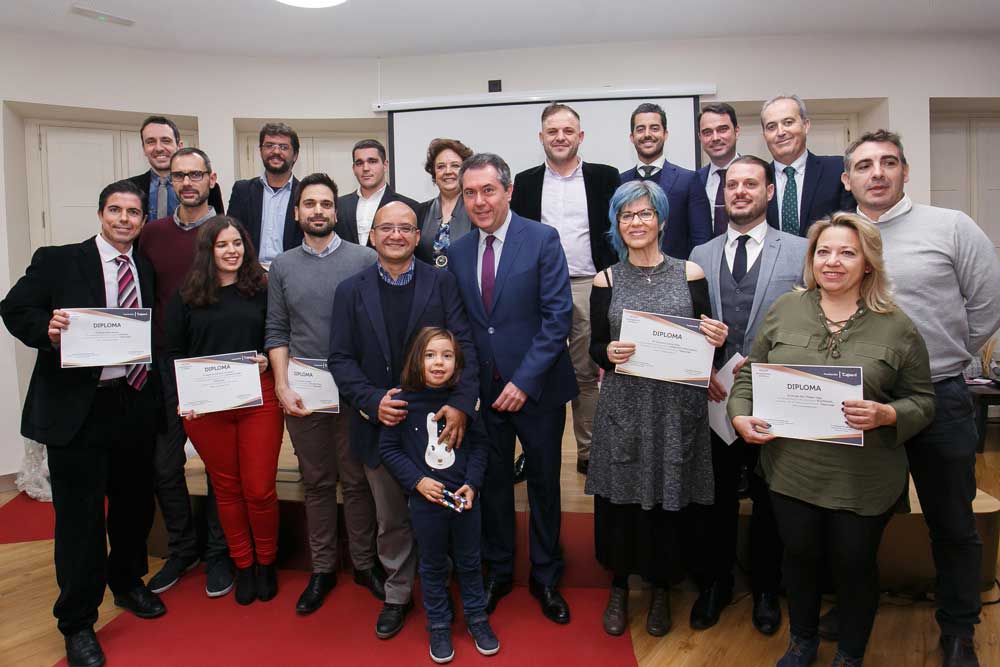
[184,371,284,569]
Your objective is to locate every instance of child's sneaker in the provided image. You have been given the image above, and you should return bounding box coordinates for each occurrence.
[468,620,500,656]
[429,627,454,664]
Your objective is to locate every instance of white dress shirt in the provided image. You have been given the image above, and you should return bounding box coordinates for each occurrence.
[95,233,142,380]
[541,159,595,277]
[706,154,741,224]
[773,151,808,222]
[635,155,666,177]
[724,219,769,274]
[356,183,387,244]
[476,211,513,292]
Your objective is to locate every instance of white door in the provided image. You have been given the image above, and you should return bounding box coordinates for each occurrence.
[930,118,972,216]
[973,118,1000,252]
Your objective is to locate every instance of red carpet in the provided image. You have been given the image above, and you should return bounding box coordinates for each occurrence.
[513,510,608,588]
[0,492,55,544]
[55,570,636,667]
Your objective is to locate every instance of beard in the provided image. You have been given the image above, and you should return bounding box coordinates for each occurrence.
[726,198,768,226]
[264,157,293,175]
[303,218,335,237]
[178,189,209,208]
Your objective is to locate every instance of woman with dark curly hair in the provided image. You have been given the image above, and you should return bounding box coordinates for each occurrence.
[415,138,474,267]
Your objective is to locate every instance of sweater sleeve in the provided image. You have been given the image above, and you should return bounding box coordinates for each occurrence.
[264,261,290,352]
[589,285,613,371]
[952,211,1000,354]
[378,418,424,493]
[884,322,936,446]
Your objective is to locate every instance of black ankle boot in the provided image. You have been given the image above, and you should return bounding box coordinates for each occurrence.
[256,563,278,601]
[235,566,257,605]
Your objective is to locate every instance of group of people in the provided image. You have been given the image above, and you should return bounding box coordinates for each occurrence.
[2,95,999,667]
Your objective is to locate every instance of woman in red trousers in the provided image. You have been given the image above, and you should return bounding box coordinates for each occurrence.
[167,216,284,605]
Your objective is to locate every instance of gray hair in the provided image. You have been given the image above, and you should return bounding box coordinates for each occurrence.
[761,94,809,127]
[459,152,512,190]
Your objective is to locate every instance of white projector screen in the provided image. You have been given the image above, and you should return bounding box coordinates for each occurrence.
[388,96,700,203]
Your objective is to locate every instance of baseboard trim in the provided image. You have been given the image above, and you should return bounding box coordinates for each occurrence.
[0,473,16,493]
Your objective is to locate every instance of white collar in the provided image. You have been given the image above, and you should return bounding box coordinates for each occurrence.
[774,150,808,175]
[357,183,388,202]
[95,233,133,262]
[636,155,666,172]
[726,219,769,245]
[857,194,912,224]
[479,210,513,245]
[544,158,583,179]
[709,153,741,177]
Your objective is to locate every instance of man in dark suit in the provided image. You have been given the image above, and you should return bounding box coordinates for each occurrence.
[761,95,855,236]
[226,122,303,263]
[448,153,578,624]
[328,201,479,640]
[510,103,618,475]
[621,102,712,259]
[696,103,742,238]
[1,180,166,667]
[127,115,224,219]
[337,139,418,246]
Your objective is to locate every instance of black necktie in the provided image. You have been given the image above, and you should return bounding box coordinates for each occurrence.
[713,168,728,237]
[733,235,751,282]
[639,165,656,179]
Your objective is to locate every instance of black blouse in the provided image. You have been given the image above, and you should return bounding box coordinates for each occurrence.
[166,284,268,362]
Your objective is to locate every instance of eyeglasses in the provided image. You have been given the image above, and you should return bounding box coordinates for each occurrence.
[261,142,292,153]
[170,170,207,182]
[618,208,657,223]
[374,224,417,235]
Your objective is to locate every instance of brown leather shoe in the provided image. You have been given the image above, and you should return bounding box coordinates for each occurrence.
[646,587,672,636]
[602,586,628,635]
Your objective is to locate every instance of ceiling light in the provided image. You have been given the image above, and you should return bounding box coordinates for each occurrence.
[70,3,135,26]
[275,0,348,7]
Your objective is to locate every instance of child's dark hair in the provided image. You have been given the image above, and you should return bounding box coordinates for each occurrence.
[400,327,463,391]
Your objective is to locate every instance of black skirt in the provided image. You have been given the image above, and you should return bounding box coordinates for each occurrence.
[593,494,690,586]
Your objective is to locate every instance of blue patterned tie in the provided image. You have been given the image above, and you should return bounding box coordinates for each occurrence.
[781,165,799,235]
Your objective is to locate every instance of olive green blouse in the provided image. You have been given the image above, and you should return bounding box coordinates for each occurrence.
[727,290,935,516]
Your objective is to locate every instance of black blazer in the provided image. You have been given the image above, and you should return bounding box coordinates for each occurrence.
[0,237,159,447]
[766,151,856,237]
[327,260,480,468]
[336,186,420,246]
[510,162,620,273]
[127,170,225,217]
[227,176,303,255]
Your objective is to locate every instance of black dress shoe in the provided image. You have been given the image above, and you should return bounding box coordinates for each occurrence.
[513,453,527,484]
[528,578,570,624]
[576,458,589,475]
[483,577,513,614]
[818,605,840,641]
[941,635,980,667]
[296,572,336,615]
[375,600,413,639]
[65,628,105,667]
[256,563,278,601]
[235,566,256,606]
[354,565,387,601]
[752,592,782,635]
[113,585,166,619]
[689,581,732,630]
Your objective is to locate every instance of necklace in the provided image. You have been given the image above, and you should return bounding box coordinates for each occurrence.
[632,253,663,283]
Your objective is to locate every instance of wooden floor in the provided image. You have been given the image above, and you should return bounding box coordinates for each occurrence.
[3,416,1000,666]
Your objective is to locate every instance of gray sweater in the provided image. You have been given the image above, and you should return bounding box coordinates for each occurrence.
[265,238,376,358]
[871,197,1000,382]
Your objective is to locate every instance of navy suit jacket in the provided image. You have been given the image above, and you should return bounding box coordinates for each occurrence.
[766,151,855,237]
[327,259,479,468]
[337,186,419,246]
[621,160,712,260]
[446,213,578,413]
[227,176,303,255]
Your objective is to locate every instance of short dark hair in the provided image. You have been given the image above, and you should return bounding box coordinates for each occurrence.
[179,216,267,308]
[295,172,339,207]
[170,146,212,172]
[98,180,145,212]
[728,155,775,187]
[541,103,580,124]
[400,327,464,392]
[459,153,512,190]
[140,115,180,143]
[352,139,387,162]
[258,122,300,154]
[844,129,907,172]
[698,103,739,129]
[423,138,474,180]
[630,103,667,132]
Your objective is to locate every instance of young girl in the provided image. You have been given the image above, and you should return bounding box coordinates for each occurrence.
[379,327,498,664]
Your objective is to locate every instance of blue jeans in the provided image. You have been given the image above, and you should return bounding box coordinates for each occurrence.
[409,494,488,630]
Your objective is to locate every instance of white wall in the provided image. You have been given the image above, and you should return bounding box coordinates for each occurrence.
[0,30,998,474]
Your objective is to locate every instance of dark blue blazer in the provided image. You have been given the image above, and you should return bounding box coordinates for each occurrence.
[621,160,712,260]
[446,213,578,413]
[766,151,855,237]
[327,259,480,469]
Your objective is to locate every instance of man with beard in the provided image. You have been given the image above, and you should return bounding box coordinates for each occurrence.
[138,147,233,598]
[621,102,712,259]
[689,155,807,634]
[336,139,418,247]
[227,122,304,263]
[696,103,742,238]
[265,172,384,614]
[509,103,619,476]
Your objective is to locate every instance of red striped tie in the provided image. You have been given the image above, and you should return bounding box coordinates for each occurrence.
[115,255,148,391]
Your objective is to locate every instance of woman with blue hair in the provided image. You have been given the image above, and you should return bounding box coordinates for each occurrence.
[585,179,728,637]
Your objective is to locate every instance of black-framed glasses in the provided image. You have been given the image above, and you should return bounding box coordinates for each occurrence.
[374,224,417,235]
[170,170,207,182]
[618,208,657,223]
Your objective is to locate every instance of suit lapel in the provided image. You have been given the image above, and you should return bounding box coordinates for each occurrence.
[747,228,781,330]
[79,237,108,306]
[708,237,725,321]
[490,216,525,316]
[250,179,264,233]
[282,176,299,248]
[338,194,359,245]
[799,152,821,224]
[405,262,434,340]
[450,235,487,323]
[658,163,679,195]
[358,269,391,363]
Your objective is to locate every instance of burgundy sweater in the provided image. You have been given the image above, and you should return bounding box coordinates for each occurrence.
[137,217,199,352]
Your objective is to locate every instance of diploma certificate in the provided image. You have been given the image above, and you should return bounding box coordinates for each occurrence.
[288,357,340,413]
[751,363,864,446]
[60,308,151,368]
[174,351,263,415]
[709,353,744,445]
[615,309,714,388]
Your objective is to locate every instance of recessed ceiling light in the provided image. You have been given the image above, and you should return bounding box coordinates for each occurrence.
[70,3,135,26]
[275,0,348,7]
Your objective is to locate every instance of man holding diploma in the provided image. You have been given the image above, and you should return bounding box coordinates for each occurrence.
[265,172,384,613]
[688,155,808,633]
[1,180,165,667]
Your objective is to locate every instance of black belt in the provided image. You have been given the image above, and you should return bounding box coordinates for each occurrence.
[96,377,127,389]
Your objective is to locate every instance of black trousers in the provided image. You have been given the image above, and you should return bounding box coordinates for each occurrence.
[906,376,982,637]
[47,382,157,636]
[770,491,891,660]
[692,433,783,594]
[154,363,226,562]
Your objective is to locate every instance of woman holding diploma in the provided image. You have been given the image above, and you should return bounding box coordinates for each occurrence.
[586,180,728,637]
[167,216,284,606]
[728,213,934,667]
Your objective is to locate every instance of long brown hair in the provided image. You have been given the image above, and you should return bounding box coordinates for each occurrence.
[400,327,464,392]
[179,216,267,307]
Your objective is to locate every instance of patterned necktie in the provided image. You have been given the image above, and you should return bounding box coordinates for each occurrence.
[713,168,729,237]
[156,176,169,219]
[781,165,799,235]
[639,165,656,179]
[115,255,148,391]
[481,235,496,315]
[732,235,751,282]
